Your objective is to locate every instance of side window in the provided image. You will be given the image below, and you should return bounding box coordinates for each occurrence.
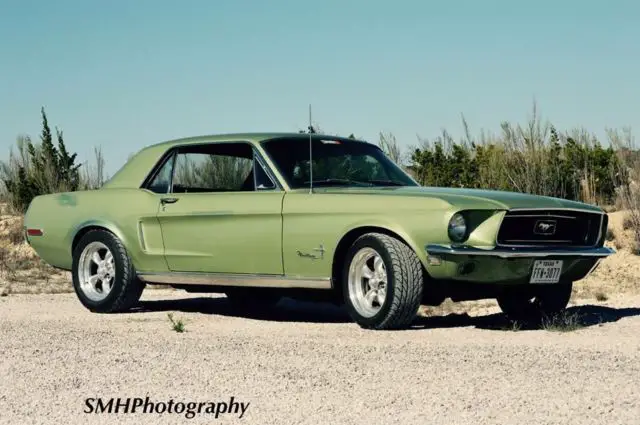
[147,155,174,194]
[254,157,276,190]
[171,143,255,193]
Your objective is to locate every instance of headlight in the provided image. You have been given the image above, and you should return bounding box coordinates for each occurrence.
[448,212,467,242]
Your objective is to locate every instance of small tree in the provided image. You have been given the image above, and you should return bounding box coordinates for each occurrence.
[378,132,404,165]
[80,146,106,190]
[1,107,82,213]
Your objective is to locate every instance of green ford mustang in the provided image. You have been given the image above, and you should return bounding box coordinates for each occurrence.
[23,132,614,329]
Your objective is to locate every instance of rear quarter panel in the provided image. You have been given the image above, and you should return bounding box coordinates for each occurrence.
[24,188,167,272]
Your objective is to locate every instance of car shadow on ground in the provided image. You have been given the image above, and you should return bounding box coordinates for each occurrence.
[411,305,640,331]
[135,296,353,324]
[133,297,640,330]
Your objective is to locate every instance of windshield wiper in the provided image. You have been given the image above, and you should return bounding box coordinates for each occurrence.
[367,179,407,186]
[303,178,407,187]
[303,178,373,187]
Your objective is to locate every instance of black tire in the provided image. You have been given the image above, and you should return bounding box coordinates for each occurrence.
[497,282,573,323]
[342,233,423,330]
[72,229,145,313]
[225,288,281,310]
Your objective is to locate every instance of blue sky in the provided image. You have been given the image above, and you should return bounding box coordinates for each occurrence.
[1,0,639,176]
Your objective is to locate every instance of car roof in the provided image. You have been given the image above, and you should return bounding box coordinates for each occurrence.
[101,132,372,189]
[147,132,370,149]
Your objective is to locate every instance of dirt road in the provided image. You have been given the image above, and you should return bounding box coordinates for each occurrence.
[1,290,639,425]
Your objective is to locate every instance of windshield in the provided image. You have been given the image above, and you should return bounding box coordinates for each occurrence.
[261,136,418,189]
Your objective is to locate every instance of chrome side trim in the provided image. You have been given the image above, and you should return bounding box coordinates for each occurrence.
[596,213,606,246]
[137,271,332,289]
[504,214,578,219]
[161,210,234,217]
[426,244,615,259]
[506,207,606,215]
[582,258,603,279]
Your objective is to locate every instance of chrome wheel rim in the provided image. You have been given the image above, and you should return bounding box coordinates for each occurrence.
[347,247,388,318]
[77,242,115,302]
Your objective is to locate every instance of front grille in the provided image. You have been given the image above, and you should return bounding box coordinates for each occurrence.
[496,209,605,247]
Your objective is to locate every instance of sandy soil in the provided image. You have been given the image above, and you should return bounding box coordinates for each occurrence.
[1,289,640,425]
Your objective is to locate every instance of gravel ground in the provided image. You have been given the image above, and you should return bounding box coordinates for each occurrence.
[1,290,640,425]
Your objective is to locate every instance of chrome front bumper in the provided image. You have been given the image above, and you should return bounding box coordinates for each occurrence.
[426,244,615,259]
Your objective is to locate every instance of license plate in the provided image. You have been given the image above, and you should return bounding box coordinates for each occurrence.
[529,260,563,284]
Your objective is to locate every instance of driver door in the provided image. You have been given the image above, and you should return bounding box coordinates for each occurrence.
[148,141,284,275]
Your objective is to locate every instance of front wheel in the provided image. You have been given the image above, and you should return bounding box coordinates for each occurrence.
[497,282,573,323]
[342,233,424,330]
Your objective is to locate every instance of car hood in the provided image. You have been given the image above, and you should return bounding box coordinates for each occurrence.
[315,186,604,213]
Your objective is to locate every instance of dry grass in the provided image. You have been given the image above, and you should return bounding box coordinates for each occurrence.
[541,310,586,333]
[167,312,186,333]
[0,204,72,295]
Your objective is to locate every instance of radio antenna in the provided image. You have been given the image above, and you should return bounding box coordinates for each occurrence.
[308,104,313,194]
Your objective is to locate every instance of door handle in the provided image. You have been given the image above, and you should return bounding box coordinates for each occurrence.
[161,197,179,204]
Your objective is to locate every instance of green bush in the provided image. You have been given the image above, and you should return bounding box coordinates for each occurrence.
[408,112,621,205]
[0,108,104,213]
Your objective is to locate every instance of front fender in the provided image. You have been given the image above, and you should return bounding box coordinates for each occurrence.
[335,218,429,267]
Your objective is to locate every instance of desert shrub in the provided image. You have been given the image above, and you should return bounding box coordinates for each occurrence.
[0,108,80,213]
[541,310,585,332]
[409,105,620,205]
[79,147,106,190]
[609,127,640,252]
[0,108,106,214]
[0,244,17,280]
[378,132,405,165]
[5,218,25,245]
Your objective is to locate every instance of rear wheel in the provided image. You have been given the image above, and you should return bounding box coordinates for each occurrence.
[72,229,145,313]
[342,233,423,330]
[497,282,573,323]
